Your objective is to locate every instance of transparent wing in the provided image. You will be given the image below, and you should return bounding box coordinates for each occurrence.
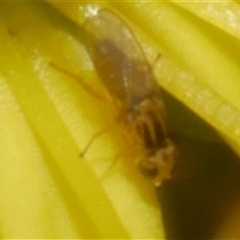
[83,9,157,108]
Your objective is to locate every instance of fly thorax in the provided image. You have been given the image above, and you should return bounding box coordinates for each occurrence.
[129,98,168,150]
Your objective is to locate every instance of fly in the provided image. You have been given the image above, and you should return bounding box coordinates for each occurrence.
[83,9,175,186]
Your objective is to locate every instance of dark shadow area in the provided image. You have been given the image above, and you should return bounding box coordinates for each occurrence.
[157,91,240,240]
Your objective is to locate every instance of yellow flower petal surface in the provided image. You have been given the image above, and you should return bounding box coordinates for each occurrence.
[0,1,163,239]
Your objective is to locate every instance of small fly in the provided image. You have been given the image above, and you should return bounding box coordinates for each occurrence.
[81,9,175,186]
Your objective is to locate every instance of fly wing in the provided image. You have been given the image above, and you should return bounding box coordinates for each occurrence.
[83,9,157,108]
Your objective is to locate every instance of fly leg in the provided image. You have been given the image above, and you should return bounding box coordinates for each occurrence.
[50,62,109,102]
[79,122,116,158]
[50,62,117,157]
[152,53,162,67]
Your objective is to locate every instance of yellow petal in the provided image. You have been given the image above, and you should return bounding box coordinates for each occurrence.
[0,1,163,239]
[1,1,240,239]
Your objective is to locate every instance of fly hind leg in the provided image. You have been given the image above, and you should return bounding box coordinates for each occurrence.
[50,62,109,102]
